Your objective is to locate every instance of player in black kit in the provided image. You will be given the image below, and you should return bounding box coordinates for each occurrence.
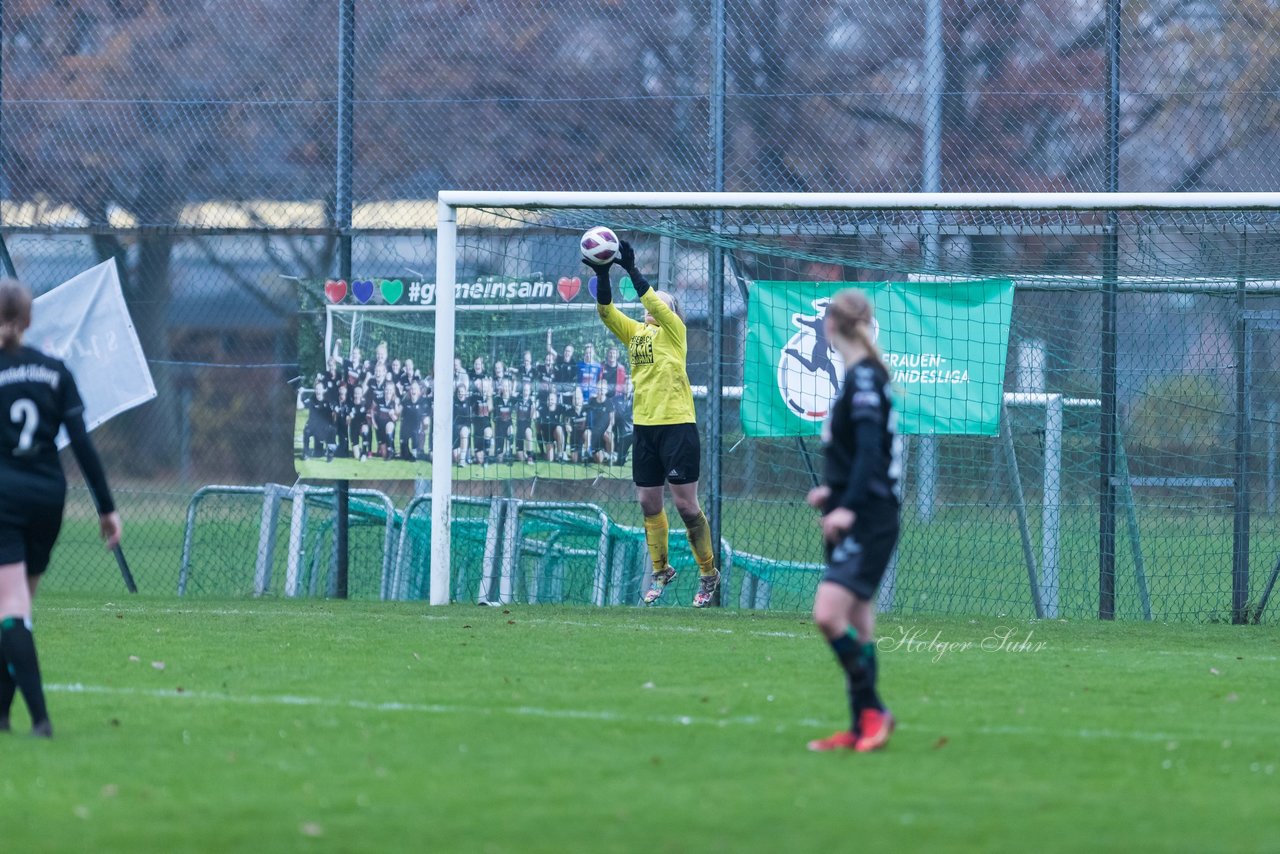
[452,383,474,465]
[298,378,338,461]
[585,379,616,465]
[347,384,373,461]
[514,379,538,462]
[536,392,566,463]
[398,380,429,461]
[492,378,517,463]
[804,290,901,754]
[0,280,122,737]
[535,352,557,408]
[372,382,400,461]
[333,384,352,458]
[470,377,494,465]
[565,388,590,463]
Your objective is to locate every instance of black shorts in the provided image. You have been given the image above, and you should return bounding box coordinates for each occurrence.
[822,513,899,601]
[632,423,700,487]
[0,498,66,577]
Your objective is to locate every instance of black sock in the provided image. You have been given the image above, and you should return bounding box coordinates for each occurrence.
[856,642,885,713]
[0,642,15,721]
[827,631,863,732]
[0,617,48,726]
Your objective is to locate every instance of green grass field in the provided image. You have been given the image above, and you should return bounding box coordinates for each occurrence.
[4,594,1277,852]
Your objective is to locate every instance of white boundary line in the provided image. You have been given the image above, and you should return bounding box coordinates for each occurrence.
[45,683,1272,744]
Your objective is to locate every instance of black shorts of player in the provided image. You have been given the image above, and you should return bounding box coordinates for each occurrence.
[0,498,66,577]
[822,507,900,601]
[632,422,700,488]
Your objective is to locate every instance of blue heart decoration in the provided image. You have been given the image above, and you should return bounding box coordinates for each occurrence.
[588,276,598,300]
[352,279,375,304]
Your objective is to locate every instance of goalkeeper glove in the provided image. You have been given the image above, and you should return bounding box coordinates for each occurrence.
[616,240,650,297]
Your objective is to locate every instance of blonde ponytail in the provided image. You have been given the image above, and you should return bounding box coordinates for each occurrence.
[826,289,884,365]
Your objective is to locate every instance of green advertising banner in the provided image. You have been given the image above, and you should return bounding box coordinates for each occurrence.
[742,279,1015,436]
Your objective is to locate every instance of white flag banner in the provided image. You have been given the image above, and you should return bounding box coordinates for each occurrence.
[26,259,157,448]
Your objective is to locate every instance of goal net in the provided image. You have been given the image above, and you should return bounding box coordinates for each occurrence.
[404,193,1280,622]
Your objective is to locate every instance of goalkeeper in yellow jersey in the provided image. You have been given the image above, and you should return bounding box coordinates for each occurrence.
[584,240,720,607]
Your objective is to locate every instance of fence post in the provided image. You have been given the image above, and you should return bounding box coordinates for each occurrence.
[1233,234,1251,624]
[333,0,356,599]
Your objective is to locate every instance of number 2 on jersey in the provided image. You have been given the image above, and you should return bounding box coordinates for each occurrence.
[9,398,38,454]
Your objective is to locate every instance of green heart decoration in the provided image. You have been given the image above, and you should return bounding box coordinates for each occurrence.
[380,278,404,304]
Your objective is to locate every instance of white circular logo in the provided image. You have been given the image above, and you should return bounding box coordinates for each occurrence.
[777,298,846,421]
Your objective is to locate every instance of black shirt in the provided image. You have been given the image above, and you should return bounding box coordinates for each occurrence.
[494,396,516,427]
[822,358,899,514]
[536,367,557,405]
[537,404,564,429]
[452,396,473,430]
[516,397,537,426]
[586,398,613,434]
[554,360,577,399]
[348,400,371,429]
[374,397,398,423]
[322,371,342,402]
[470,392,492,426]
[567,406,589,436]
[305,396,336,428]
[400,397,428,432]
[0,345,114,512]
[368,377,391,403]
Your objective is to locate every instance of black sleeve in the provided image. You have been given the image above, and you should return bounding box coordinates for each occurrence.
[594,265,612,306]
[65,411,116,515]
[838,418,883,511]
[58,366,115,514]
[625,266,651,298]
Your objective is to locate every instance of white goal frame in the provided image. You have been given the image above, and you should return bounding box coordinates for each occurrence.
[430,191,1280,606]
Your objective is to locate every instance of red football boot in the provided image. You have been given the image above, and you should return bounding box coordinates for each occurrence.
[854,709,895,752]
[806,730,858,752]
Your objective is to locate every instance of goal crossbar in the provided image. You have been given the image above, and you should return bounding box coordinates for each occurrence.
[438,190,1280,212]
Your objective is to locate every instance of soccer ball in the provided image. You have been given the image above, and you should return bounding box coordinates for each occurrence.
[580,226,620,265]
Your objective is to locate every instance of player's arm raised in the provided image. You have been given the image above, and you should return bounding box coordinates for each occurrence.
[620,241,686,352]
[585,251,641,344]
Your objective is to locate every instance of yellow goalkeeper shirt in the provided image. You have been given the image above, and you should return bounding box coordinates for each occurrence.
[597,289,696,426]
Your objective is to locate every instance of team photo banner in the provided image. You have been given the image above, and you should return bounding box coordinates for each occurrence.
[294,277,638,482]
[742,279,1015,437]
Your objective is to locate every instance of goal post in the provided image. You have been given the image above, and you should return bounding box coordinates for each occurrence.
[429,191,1280,619]
[430,203,457,606]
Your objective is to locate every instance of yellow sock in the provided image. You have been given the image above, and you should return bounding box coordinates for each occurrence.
[684,511,716,576]
[643,512,670,574]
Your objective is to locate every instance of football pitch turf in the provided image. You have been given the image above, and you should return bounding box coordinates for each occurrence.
[4,594,1277,853]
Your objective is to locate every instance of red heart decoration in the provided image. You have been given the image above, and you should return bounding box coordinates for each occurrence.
[557,276,581,302]
[324,279,348,303]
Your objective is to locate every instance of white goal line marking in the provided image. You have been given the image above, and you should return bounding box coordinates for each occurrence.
[45,683,1257,744]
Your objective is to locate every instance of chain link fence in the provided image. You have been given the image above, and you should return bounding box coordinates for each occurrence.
[7,1,1280,620]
